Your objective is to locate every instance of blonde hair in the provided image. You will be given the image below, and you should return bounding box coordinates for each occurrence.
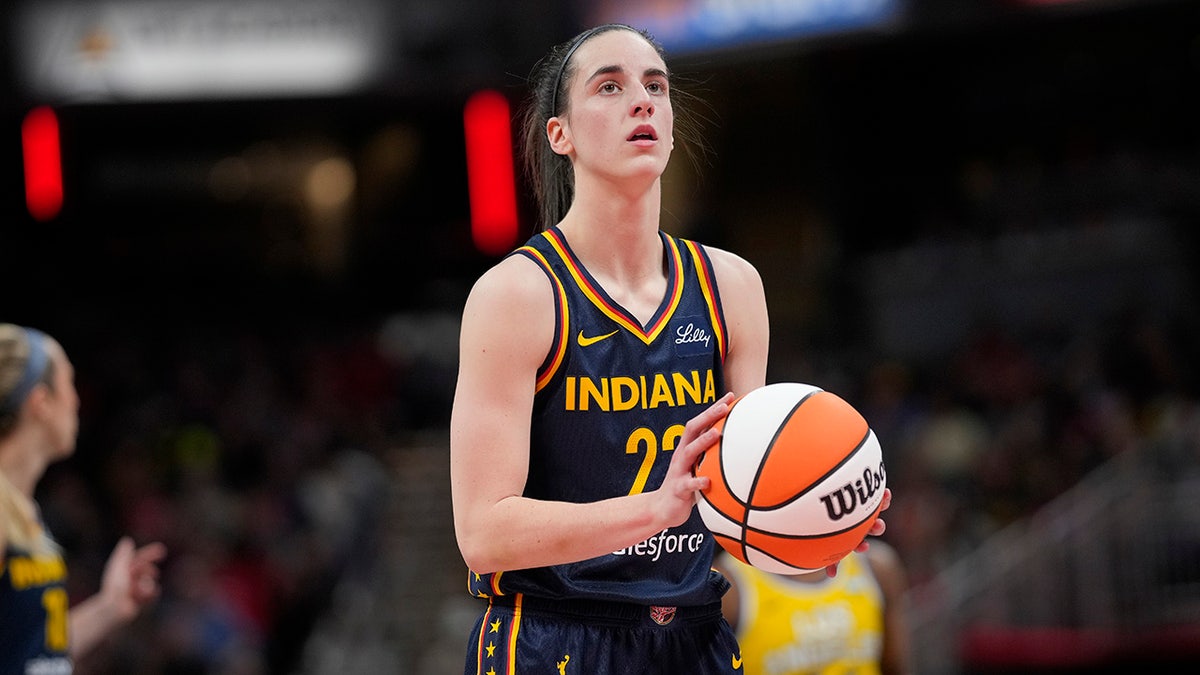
[0,323,59,556]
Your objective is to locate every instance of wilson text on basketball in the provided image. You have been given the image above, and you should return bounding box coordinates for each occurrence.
[819,462,887,521]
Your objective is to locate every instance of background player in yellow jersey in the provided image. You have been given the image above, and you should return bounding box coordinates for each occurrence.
[716,541,912,675]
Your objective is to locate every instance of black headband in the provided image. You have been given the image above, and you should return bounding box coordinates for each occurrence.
[549,24,629,118]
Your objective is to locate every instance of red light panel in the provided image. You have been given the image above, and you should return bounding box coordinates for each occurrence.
[463,90,519,256]
[21,106,64,221]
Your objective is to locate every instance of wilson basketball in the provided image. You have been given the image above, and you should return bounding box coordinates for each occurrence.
[695,382,886,574]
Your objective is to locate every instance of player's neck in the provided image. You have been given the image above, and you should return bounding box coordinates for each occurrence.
[0,437,46,499]
[557,218,663,287]
[560,181,661,260]
[568,171,660,226]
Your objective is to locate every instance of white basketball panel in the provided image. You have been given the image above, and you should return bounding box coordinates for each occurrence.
[720,383,823,500]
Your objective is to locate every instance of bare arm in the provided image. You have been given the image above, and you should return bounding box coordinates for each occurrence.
[704,248,766,625]
[705,246,770,398]
[867,540,913,675]
[69,537,166,660]
[706,244,889,577]
[450,256,731,574]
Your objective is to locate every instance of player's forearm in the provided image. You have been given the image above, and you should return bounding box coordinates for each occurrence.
[68,594,125,660]
[457,491,668,574]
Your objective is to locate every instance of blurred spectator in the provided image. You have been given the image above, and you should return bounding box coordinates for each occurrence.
[28,317,409,675]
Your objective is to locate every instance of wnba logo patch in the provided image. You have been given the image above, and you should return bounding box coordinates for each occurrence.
[671,316,713,358]
[649,605,677,625]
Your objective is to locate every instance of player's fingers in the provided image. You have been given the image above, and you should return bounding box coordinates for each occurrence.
[869,517,887,537]
[133,542,168,568]
[688,426,722,456]
[111,536,134,562]
[681,392,734,443]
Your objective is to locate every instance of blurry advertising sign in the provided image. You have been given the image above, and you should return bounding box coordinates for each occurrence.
[586,0,903,54]
[15,0,392,102]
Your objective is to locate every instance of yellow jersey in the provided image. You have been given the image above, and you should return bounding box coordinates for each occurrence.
[723,551,884,675]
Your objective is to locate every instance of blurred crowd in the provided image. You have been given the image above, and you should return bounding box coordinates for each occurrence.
[859,307,1199,588]
[38,314,448,675]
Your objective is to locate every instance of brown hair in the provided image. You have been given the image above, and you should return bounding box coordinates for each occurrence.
[516,24,712,231]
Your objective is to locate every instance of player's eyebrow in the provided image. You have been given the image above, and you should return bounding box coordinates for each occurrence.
[584,65,670,87]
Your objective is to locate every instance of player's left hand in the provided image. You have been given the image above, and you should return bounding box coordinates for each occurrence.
[99,536,168,623]
[655,391,736,529]
[824,487,891,577]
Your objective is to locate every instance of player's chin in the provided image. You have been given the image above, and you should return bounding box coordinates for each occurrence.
[623,154,670,177]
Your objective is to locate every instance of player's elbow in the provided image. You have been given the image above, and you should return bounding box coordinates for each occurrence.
[456,531,501,574]
[454,517,506,574]
[453,492,528,574]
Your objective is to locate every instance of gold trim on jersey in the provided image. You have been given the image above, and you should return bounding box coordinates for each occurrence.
[540,228,685,345]
[682,239,727,362]
[516,245,572,393]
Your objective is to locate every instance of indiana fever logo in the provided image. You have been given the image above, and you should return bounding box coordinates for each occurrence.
[564,369,717,412]
[820,461,887,521]
[649,605,677,626]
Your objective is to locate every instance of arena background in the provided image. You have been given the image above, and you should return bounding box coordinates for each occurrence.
[2,1,1199,673]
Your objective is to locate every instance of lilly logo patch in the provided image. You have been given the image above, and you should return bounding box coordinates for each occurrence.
[671,316,713,357]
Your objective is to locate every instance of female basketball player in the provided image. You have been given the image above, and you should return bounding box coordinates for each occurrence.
[715,541,913,675]
[1,324,167,674]
[449,24,889,674]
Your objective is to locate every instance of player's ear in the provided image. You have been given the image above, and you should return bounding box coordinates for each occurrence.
[22,382,52,419]
[547,116,573,156]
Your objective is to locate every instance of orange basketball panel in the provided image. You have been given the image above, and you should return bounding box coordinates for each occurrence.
[712,533,749,566]
[751,392,869,507]
[744,503,882,570]
[698,480,747,526]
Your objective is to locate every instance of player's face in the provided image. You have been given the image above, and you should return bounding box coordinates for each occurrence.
[40,339,80,459]
[559,30,674,184]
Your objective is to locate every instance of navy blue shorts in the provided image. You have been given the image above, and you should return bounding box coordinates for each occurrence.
[463,593,744,675]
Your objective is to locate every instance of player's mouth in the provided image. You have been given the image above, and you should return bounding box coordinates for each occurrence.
[627,125,658,143]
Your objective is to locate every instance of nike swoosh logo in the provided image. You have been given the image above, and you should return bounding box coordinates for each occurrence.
[732,654,742,670]
[577,329,618,347]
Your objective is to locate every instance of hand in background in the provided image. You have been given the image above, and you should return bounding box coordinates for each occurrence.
[100,536,168,623]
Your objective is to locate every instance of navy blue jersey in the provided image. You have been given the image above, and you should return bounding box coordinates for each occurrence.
[0,543,73,675]
[465,594,744,675]
[468,226,729,606]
